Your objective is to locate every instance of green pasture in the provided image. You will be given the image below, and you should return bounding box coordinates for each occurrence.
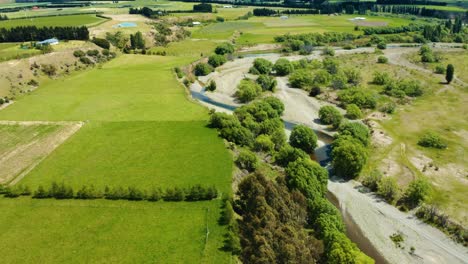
[0,198,230,264]
[0,43,40,62]
[20,121,232,192]
[150,39,220,57]
[192,14,414,44]
[0,14,105,29]
[0,55,206,121]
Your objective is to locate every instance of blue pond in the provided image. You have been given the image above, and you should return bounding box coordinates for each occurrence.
[113,22,137,28]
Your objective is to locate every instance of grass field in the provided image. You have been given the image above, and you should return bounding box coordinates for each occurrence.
[0,55,206,121]
[150,39,221,57]
[0,198,229,263]
[191,14,415,44]
[0,53,233,262]
[0,43,40,62]
[20,121,232,192]
[0,14,105,29]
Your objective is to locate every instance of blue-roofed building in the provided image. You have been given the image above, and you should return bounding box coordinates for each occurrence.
[37,38,59,46]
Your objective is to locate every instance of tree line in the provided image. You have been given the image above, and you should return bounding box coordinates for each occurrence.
[0,26,89,43]
[371,5,468,20]
[253,8,319,16]
[208,97,373,262]
[0,183,218,202]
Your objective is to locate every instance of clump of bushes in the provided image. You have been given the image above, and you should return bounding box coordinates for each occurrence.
[80,56,94,65]
[338,88,377,109]
[208,54,227,68]
[273,58,293,76]
[377,56,388,63]
[92,37,110,49]
[377,177,400,204]
[194,63,213,76]
[206,80,217,91]
[86,49,100,57]
[215,42,234,55]
[322,46,335,56]
[417,131,447,149]
[318,105,343,128]
[41,64,57,76]
[372,71,392,85]
[256,74,276,91]
[174,67,184,78]
[73,50,85,58]
[235,149,259,172]
[289,69,314,89]
[345,104,363,119]
[434,64,445,74]
[289,125,317,154]
[249,58,273,75]
[235,79,262,103]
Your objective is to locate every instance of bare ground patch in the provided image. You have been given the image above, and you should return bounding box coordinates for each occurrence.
[0,121,83,185]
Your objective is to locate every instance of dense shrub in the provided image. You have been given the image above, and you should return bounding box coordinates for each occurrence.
[362,169,382,192]
[338,88,377,109]
[235,79,262,103]
[331,136,368,179]
[73,50,85,57]
[289,125,318,154]
[215,42,234,55]
[372,71,392,85]
[323,57,339,74]
[86,49,99,57]
[343,67,362,86]
[446,64,454,84]
[92,37,110,49]
[80,56,94,65]
[377,42,387,50]
[194,63,213,76]
[313,69,331,86]
[235,150,259,172]
[254,134,274,152]
[275,144,309,167]
[289,69,314,89]
[174,67,184,78]
[208,54,227,67]
[338,122,370,146]
[377,177,399,204]
[322,46,335,56]
[249,58,273,75]
[75,185,102,199]
[345,104,362,119]
[273,58,293,76]
[206,80,217,91]
[256,74,277,91]
[377,56,388,64]
[417,131,447,149]
[434,64,445,74]
[318,106,342,128]
[402,178,431,208]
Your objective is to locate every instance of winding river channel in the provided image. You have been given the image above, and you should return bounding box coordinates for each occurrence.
[190,85,387,263]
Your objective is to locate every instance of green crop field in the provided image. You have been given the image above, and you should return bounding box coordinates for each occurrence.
[0,198,229,263]
[0,14,105,29]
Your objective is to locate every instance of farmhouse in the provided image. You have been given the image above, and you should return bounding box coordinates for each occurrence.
[37,38,59,46]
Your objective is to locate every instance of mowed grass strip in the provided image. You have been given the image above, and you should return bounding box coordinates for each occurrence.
[0,14,104,29]
[20,121,232,193]
[0,55,207,121]
[0,198,230,264]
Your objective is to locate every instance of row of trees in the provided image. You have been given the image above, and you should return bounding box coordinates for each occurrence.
[0,26,89,43]
[0,183,218,202]
[371,5,467,20]
[252,7,319,16]
[208,96,372,262]
[275,32,357,54]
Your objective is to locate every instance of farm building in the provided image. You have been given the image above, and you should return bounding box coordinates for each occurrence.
[192,21,201,26]
[37,38,59,45]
